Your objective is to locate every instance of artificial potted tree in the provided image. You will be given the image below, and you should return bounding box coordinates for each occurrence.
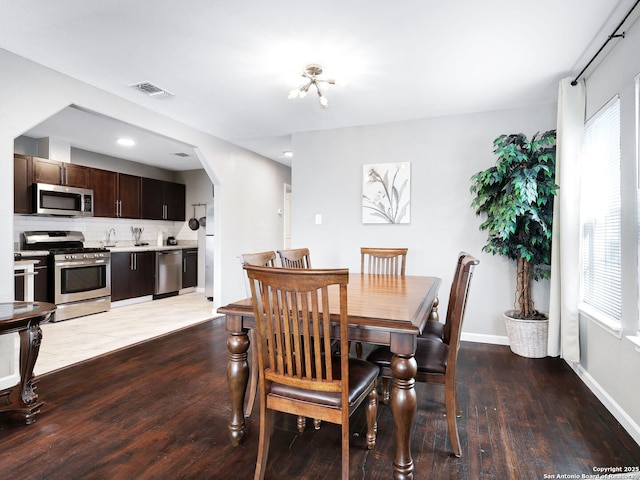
[470,130,557,358]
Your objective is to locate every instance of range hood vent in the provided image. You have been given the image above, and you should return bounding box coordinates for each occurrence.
[129,81,174,98]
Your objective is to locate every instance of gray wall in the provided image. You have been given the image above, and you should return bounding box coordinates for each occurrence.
[291,105,556,341]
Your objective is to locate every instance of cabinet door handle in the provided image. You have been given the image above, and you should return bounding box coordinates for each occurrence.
[130,253,135,270]
[183,259,187,272]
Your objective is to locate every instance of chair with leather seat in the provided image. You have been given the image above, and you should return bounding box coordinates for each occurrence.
[360,247,407,276]
[242,251,277,269]
[366,253,478,457]
[274,248,319,431]
[375,252,468,406]
[420,251,469,343]
[240,251,278,417]
[355,247,408,359]
[245,265,379,480]
[277,248,311,269]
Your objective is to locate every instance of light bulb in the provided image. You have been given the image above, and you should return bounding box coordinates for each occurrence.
[288,88,300,100]
[298,89,307,99]
[317,81,331,92]
[319,96,328,108]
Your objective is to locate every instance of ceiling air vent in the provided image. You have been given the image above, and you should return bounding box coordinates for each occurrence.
[129,81,174,98]
[174,152,190,157]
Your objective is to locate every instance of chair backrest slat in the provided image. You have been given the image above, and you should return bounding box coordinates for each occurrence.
[360,247,408,276]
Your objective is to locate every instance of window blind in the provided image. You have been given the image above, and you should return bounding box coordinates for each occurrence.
[581,95,622,322]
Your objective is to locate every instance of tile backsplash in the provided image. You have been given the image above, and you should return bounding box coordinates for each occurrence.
[14,215,191,249]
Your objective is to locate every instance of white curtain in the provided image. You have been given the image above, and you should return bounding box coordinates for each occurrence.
[548,77,585,362]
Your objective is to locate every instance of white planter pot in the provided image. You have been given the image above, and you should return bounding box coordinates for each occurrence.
[503,311,549,358]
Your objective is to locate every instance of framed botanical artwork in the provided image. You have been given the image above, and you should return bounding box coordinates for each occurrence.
[362,162,411,224]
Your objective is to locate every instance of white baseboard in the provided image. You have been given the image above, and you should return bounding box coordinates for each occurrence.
[461,332,510,345]
[569,362,640,446]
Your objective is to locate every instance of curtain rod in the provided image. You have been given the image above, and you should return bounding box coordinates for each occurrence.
[571,0,640,86]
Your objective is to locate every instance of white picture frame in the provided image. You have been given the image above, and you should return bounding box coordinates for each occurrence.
[362,162,411,224]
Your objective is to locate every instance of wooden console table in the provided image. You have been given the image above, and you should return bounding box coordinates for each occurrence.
[0,302,56,424]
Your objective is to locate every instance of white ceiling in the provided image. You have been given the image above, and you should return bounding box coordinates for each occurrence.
[1,0,637,170]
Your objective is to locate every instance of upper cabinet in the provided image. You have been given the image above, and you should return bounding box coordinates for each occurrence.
[13,154,33,214]
[14,154,185,221]
[141,178,185,221]
[33,156,91,189]
[91,169,141,219]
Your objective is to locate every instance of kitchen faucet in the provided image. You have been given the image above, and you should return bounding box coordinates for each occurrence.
[106,228,116,247]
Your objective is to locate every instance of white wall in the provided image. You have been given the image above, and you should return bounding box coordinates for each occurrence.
[291,105,556,340]
[573,14,640,440]
[1,48,290,309]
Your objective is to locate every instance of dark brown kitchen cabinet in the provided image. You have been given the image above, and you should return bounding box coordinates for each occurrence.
[140,178,185,221]
[33,156,91,188]
[14,154,33,214]
[14,255,50,302]
[111,251,155,301]
[182,248,198,288]
[91,169,141,218]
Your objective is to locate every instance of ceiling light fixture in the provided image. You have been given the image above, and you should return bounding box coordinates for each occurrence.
[283,150,293,158]
[288,64,335,109]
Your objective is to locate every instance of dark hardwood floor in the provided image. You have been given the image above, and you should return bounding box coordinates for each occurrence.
[1,317,638,479]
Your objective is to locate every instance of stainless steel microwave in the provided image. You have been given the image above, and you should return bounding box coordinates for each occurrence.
[33,183,94,216]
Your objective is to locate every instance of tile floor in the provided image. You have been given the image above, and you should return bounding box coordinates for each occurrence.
[34,292,222,376]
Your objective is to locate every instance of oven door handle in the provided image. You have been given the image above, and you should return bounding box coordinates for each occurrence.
[55,259,109,267]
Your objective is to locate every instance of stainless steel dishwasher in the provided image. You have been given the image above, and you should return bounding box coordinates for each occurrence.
[155,250,182,298]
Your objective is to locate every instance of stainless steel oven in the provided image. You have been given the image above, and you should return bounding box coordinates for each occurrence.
[22,231,111,322]
[53,250,111,321]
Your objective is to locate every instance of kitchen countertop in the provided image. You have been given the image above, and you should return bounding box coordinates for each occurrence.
[14,244,196,256]
[14,250,49,257]
[107,245,185,253]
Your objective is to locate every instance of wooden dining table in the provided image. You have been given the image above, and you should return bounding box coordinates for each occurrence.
[217,272,441,480]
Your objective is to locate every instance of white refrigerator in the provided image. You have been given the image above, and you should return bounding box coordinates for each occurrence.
[204,203,214,301]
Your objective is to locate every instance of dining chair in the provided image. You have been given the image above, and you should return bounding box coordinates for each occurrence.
[366,253,479,457]
[244,265,379,480]
[355,247,409,359]
[274,247,317,431]
[241,251,277,268]
[420,251,469,343]
[240,251,277,417]
[277,248,311,268]
[360,247,407,276]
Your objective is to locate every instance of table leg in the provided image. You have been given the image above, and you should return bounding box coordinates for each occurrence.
[227,328,250,446]
[390,352,417,480]
[19,324,43,406]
